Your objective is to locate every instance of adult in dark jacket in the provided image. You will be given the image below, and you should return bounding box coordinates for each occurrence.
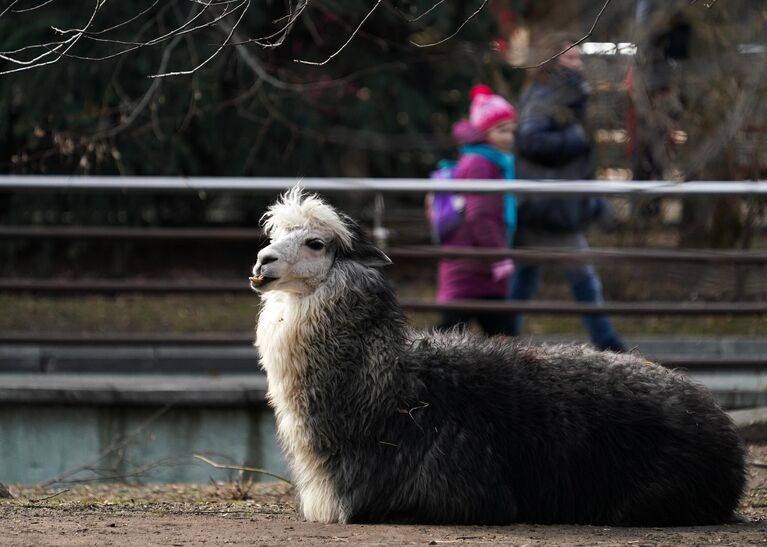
[511,35,626,352]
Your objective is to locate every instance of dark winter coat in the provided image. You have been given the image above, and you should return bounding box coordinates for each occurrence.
[515,67,606,233]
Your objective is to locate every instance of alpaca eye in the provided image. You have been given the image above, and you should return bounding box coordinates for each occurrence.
[306,239,325,251]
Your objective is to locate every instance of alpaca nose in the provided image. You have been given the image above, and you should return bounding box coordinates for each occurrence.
[257,249,278,267]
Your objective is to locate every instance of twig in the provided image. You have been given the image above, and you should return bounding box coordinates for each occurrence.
[85,0,160,35]
[95,33,184,138]
[513,0,613,69]
[150,0,249,77]
[40,403,174,487]
[0,0,101,75]
[0,0,22,19]
[240,0,309,48]
[398,0,446,23]
[29,489,70,503]
[378,441,399,447]
[294,0,383,66]
[398,401,430,432]
[410,0,489,48]
[11,0,57,14]
[751,461,767,469]
[193,454,292,484]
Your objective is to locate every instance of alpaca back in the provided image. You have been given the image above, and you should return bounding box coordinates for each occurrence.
[378,335,747,525]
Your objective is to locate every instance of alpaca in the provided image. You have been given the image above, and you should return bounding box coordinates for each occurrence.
[250,188,746,526]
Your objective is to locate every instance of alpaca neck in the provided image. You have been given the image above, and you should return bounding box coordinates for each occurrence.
[255,266,406,523]
[255,265,406,401]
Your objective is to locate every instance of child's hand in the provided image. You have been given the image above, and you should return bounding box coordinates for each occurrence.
[492,259,515,282]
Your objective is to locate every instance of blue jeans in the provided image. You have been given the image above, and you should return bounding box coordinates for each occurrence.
[509,261,626,352]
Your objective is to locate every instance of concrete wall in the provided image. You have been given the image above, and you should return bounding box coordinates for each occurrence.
[0,404,287,485]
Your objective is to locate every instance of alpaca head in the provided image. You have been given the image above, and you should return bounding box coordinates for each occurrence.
[251,187,391,295]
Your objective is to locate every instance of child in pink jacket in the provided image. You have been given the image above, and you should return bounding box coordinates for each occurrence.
[436,85,517,335]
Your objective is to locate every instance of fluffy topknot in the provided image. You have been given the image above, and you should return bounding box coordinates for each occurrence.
[261,187,353,250]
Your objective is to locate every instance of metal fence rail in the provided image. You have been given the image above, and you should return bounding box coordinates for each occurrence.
[388,245,767,264]
[398,299,767,316]
[1,176,765,323]
[0,278,764,315]
[2,226,767,264]
[1,175,766,196]
[0,226,264,241]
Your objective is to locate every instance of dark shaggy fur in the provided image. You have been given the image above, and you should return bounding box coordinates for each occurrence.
[255,193,747,526]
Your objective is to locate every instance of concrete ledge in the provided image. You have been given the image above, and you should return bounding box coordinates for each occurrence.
[0,345,260,374]
[729,406,767,443]
[1,337,766,373]
[0,374,268,406]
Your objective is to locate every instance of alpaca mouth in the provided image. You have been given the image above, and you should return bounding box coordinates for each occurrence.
[249,274,276,290]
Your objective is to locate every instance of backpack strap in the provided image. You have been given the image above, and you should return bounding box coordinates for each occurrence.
[459,144,517,243]
[459,145,515,179]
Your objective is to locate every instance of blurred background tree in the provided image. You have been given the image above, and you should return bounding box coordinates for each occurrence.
[0,0,764,328]
[0,1,517,181]
[0,1,521,229]
[0,0,765,234]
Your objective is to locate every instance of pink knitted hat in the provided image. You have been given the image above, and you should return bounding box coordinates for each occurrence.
[468,84,517,132]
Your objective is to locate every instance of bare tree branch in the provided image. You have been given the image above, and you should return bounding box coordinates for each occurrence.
[40,403,174,487]
[294,0,383,66]
[0,0,22,19]
[398,0,446,23]
[150,0,249,78]
[0,0,101,75]
[410,0,489,48]
[85,0,161,36]
[240,0,309,48]
[193,454,292,484]
[512,0,613,69]
[97,32,185,137]
[11,0,57,14]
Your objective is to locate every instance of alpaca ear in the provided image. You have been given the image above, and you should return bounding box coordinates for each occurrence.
[337,239,392,268]
[336,213,392,268]
[355,243,392,268]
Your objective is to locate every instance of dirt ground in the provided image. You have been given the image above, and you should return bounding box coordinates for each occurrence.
[2,445,766,547]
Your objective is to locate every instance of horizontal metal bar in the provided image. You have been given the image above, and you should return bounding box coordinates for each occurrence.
[399,299,767,315]
[0,226,265,241]
[388,245,767,264]
[0,279,247,293]
[655,356,767,369]
[1,227,765,264]
[0,279,764,314]
[0,331,253,345]
[1,175,766,196]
